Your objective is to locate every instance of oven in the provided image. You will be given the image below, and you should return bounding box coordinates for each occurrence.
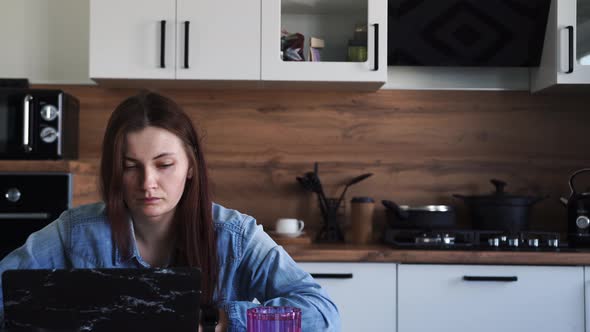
[0,88,79,159]
[0,173,72,259]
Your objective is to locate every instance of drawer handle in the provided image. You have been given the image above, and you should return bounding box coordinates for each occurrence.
[0,213,50,220]
[463,276,518,282]
[310,273,353,279]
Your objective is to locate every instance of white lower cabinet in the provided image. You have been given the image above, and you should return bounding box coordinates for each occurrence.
[297,262,396,332]
[398,264,584,332]
[585,266,590,332]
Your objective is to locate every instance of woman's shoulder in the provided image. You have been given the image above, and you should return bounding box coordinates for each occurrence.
[57,202,110,235]
[58,202,114,265]
[212,202,256,233]
[66,202,107,222]
[212,203,277,259]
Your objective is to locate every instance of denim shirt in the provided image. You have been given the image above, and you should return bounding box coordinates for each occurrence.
[0,202,340,331]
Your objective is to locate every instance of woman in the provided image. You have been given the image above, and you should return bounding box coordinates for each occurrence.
[0,91,340,331]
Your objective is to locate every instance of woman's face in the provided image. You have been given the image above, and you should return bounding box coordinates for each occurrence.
[122,126,193,224]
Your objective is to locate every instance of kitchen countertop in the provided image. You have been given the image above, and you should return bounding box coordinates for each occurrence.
[283,244,590,266]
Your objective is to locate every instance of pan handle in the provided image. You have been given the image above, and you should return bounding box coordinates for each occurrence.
[381,200,409,220]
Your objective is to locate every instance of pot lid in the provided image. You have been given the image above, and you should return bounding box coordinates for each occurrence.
[453,179,546,206]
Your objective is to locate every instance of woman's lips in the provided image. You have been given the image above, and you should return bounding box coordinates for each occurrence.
[141,197,161,204]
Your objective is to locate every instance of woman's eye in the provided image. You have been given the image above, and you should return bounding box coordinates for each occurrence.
[158,164,173,169]
[124,164,137,169]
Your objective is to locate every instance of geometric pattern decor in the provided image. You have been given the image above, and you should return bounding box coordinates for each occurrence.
[388,0,551,66]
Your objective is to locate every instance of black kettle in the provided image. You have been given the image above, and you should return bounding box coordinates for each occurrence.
[562,168,590,247]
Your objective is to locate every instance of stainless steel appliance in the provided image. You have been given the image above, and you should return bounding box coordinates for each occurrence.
[564,168,590,247]
[0,173,72,259]
[0,88,79,159]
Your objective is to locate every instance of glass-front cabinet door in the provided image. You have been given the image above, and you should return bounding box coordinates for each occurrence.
[564,0,590,81]
[532,0,590,92]
[261,0,387,88]
[577,0,590,66]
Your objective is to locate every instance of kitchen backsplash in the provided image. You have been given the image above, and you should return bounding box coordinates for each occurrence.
[23,86,590,237]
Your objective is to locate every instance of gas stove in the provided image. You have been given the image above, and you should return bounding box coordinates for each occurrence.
[383,228,569,251]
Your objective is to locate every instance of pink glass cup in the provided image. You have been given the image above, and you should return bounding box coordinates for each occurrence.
[247,306,302,332]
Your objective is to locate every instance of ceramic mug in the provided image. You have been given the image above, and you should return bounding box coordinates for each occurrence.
[275,218,305,235]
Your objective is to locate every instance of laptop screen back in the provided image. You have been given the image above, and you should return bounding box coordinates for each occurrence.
[2,268,201,332]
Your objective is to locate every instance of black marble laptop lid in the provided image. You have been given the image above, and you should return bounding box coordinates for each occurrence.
[1,268,201,332]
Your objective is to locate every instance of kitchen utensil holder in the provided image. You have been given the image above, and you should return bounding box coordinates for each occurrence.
[316,197,345,243]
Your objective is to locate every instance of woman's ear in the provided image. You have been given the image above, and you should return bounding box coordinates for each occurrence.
[187,167,193,179]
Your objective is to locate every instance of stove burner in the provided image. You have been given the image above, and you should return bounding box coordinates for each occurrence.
[384,229,565,251]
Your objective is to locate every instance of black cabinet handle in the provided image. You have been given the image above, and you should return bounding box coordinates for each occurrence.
[184,21,190,69]
[566,26,574,74]
[463,276,518,282]
[0,212,49,219]
[160,20,166,68]
[310,273,353,279]
[372,23,379,71]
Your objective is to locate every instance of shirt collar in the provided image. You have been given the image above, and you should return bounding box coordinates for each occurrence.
[114,214,148,267]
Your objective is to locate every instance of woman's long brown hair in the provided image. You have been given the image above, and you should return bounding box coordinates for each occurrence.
[99,91,218,304]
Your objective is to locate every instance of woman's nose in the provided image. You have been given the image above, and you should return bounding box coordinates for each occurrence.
[141,168,158,190]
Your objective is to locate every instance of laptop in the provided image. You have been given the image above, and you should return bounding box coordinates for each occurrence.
[2,268,201,332]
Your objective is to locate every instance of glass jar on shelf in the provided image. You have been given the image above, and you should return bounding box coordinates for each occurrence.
[347,24,367,62]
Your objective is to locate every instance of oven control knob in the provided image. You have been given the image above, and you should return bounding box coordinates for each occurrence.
[576,216,590,229]
[508,237,520,247]
[40,104,59,121]
[40,127,58,143]
[5,188,21,203]
[527,238,539,248]
[547,238,559,247]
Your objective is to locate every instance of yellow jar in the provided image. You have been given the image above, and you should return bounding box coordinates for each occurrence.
[347,45,367,62]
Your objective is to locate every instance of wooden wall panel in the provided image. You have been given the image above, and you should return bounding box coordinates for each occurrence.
[5,86,589,240]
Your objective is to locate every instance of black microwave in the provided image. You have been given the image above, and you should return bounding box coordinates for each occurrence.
[0,89,79,159]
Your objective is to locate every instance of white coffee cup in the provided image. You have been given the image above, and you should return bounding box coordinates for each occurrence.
[275,218,305,235]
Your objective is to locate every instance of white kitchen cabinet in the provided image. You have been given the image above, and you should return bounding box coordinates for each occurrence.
[531,0,590,92]
[89,0,260,81]
[585,266,590,332]
[0,0,90,84]
[89,0,175,80]
[297,262,396,332]
[398,264,584,332]
[261,0,387,88]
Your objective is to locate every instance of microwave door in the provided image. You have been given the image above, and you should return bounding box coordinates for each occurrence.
[0,93,34,158]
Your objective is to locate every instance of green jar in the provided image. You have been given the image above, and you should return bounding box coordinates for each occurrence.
[347,44,367,62]
[347,24,368,62]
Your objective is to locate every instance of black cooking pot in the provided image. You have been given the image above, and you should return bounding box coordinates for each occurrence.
[382,200,456,229]
[453,179,547,234]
